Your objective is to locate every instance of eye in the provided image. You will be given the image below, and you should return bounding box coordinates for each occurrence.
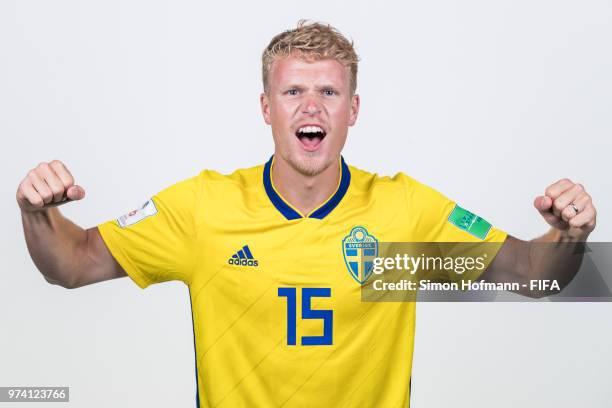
[323,89,336,96]
[287,89,299,96]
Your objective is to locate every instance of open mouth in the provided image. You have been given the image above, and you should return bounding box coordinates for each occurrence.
[295,125,327,151]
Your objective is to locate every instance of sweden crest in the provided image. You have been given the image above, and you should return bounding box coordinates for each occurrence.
[342,226,378,284]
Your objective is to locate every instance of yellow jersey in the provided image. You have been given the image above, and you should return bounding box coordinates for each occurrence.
[98,156,507,407]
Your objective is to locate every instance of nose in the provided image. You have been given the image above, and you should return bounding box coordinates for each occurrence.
[302,97,322,115]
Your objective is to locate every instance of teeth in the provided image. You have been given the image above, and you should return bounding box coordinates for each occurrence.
[298,126,324,134]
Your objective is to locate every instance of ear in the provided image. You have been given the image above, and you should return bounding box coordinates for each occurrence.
[260,92,272,125]
[348,93,360,126]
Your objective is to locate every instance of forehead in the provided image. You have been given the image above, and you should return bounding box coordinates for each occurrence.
[269,54,350,88]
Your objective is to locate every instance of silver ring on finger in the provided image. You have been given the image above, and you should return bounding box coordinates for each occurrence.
[570,202,580,214]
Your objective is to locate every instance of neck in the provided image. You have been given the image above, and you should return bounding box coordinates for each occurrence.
[271,155,341,217]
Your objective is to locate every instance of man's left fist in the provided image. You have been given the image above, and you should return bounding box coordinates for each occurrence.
[534,178,597,240]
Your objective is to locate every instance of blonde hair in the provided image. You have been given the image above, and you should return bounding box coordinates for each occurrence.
[262,20,360,95]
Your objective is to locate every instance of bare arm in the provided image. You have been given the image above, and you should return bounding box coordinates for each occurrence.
[18,160,126,289]
[481,231,585,298]
[481,178,596,298]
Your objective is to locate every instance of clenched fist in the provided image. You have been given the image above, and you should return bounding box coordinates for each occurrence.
[16,160,85,212]
[534,178,597,240]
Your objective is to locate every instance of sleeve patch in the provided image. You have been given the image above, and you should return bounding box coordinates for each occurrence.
[117,199,158,228]
[447,204,492,240]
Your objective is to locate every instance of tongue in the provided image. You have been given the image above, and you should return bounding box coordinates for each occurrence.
[299,135,322,150]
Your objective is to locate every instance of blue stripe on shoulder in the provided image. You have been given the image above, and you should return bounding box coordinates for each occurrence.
[188,287,200,408]
[263,156,302,220]
[263,155,351,220]
[309,157,351,219]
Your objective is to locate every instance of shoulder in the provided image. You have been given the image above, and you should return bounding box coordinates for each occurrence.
[196,163,264,197]
[347,164,444,202]
[151,163,266,227]
[153,162,265,209]
[159,163,264,195]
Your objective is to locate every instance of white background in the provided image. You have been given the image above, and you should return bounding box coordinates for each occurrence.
[1,1,611,407]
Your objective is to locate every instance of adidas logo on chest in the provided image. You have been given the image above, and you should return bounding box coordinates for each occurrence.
[228,245,259,267]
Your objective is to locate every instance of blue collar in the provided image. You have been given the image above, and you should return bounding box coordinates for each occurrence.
[263,156,351,220]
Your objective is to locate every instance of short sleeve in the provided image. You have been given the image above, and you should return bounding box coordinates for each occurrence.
[401,174,507,283]
[97,174,201,288]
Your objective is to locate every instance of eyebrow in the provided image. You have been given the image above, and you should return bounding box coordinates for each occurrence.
[317,85,340,91]
[283,84,306,90]
[282,84,341,92]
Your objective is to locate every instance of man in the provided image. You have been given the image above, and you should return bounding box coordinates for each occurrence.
[17,21,597,407]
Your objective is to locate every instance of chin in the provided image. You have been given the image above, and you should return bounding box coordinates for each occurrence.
[283,150,335,177]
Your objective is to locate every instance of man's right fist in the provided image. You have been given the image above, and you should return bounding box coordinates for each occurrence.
[17,160,85,212]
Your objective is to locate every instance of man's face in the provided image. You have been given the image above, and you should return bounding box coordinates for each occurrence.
[261,53,360,176]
